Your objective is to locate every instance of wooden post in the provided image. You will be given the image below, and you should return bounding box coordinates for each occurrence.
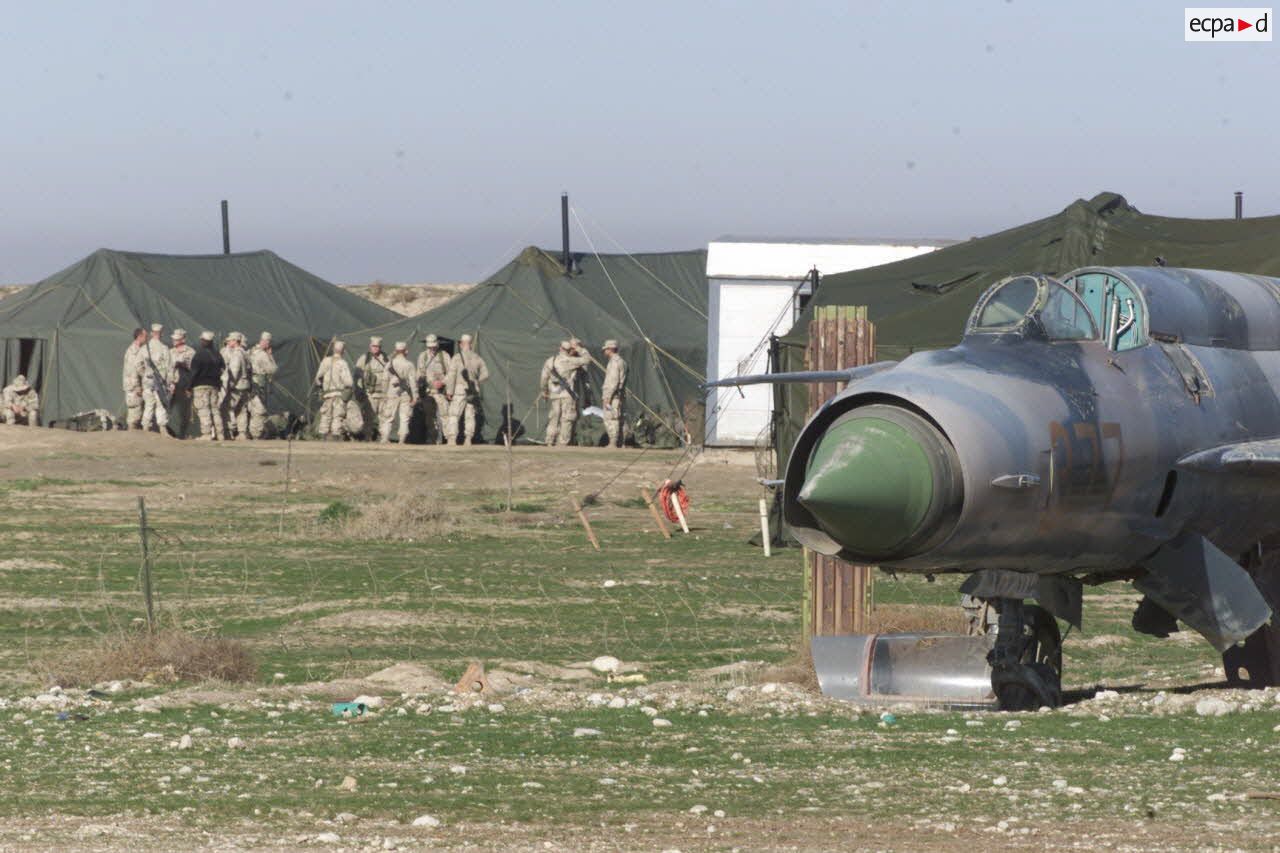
[804,305,876,636]
[759,498,771,558]
[640,486,672,539]
[570,495,601,551]
[137,496,156,633]
[669,492,690,534]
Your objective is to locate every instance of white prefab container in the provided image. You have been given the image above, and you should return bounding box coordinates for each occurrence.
[704,238,949,447]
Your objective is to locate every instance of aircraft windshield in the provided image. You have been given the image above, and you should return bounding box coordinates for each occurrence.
[969,276,1098,340]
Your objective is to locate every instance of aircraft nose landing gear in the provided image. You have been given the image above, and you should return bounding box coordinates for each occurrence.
[988,599,1063,711]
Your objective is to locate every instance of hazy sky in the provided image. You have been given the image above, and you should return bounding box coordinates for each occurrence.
[1,1,1276,284]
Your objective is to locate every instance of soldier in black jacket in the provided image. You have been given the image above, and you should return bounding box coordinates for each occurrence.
[188,332,226,440]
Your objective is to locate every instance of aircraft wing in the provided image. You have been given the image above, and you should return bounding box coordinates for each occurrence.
[702,361,897,391]
[1177,437,1280,475]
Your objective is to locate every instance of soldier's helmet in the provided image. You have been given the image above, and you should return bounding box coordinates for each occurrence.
[424,334,439,346]
[260,331,272,344]
[603,339,619,351]
[370,336,383,347]
[460,334,473,345]
[200,331,215,342]
[333,340,346,352]
[171,329,187,341]
[12,374,28,389]
[150,323,164,333]
[394,341,408,352]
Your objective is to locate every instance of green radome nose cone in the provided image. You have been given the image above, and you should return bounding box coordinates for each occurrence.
[799,415,936,556]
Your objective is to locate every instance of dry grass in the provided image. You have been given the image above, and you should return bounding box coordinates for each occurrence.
[41,627,257,687]
[757,645,820,692]
[866,603,970,634]
[334,490,458,541]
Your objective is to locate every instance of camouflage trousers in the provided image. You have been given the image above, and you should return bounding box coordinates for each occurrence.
[1,407,37,426]
[247,392,269,439]
[545,396,577,446]
[446,396,477,444]
[379,393,412,443]
[220,388,250,439]
[141,385,169,431]
[192,386,220,439]
[317,394,346,437]
[426,392,449,443]
[364,394,385,440]
[170,391,192,438]
[124,387,143,428]
[603,398,625,447]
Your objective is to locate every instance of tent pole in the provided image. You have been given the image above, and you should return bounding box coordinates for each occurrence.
[561,192,571,275]
[221,200,231,254]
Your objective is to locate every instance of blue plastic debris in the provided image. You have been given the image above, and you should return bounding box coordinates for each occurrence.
[331,701,367,718]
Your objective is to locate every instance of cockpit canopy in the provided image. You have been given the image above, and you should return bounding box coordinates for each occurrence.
[966,271,1152,351]
[967,274,1099,342]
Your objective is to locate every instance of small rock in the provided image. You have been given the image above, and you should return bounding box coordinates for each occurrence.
[607,697,626,709]
[602,580,618,588]
[487,703,505,714]
[591,656,621,674]
[226,737,246,750]
[689,804,708,815]
[314,832,341,845]
[992,776,1008,787]
[449,765,467,775]
[178,734,193,750]
[1004,720,1022,730]
[573,728,602,738]
[338,776,358,791]
[1195,697,1234,717]
[354,695,384,710]
[713,809,726,818]
[760,682,778,694]
[653,718,673,728]
[411,814,441,828]
[335,812,358,824]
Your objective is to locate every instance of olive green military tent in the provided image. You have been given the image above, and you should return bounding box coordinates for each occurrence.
[344,246,708,444]
[773,191,1280,458]
[0,249,399,427]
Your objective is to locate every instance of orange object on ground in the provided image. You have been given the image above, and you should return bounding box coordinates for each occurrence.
[658,480,690,524]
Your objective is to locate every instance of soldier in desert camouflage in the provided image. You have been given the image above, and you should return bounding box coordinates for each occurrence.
[0,375,39,426]
[139,323,172,434]
[354,336,388,441]
[380,341,417,444]
[314,340,353,440]
[122,327,145,429]
[248,331,278,439]
[601,339,628,448]
[417,333,450,444]
[445,333,487,445]
[220,331,252,440]
[540,339,591,447]
[168,328,195,437]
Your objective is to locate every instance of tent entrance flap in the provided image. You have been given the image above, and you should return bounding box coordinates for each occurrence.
[1,338,45,389]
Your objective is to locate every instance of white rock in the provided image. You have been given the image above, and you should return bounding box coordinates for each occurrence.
[1052,779,1068,789]
[591,656,621,674]
[608,697,627,709]
[487,703,505,713]
[640,706,659,717]
[713,809,726,818]
[1195,697,1234,717]
[602,580,618,588]
[1004,720,1022,730]
[338,776,358,791]
[315,832,341,844]
[411,814,441,828]
[653,718,673,728]
[354,695,385,710]
[1093,689,1120,701]
[335,812,358,824]
[449,765,467,775]
[760,682,779,694]
[177,766,192,776]
[689,804,708,814]
[178,734,193,750]
[573,728,602,738]
[992,776,1008,786]
[226,737,246,750]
